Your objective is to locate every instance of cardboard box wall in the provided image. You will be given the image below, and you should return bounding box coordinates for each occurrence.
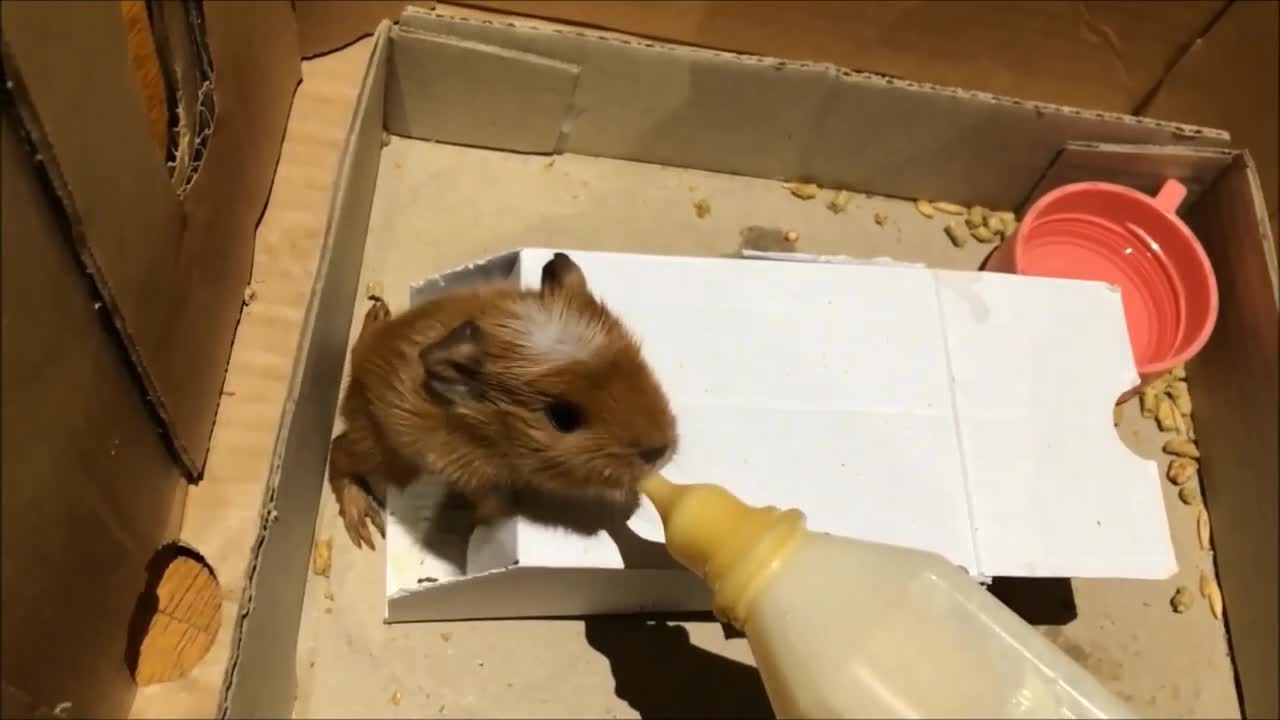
[297,1,1278,244]
[0,3,1275,719]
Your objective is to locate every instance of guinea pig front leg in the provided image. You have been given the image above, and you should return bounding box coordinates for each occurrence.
[463,486,516,526]
[328,430,387,550]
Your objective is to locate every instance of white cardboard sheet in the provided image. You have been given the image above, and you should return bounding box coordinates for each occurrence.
[385,248,1175,621]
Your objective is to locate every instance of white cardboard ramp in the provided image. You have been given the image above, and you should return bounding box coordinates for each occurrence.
[385,248,1176,622]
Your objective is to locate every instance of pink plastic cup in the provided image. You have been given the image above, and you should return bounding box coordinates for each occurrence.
[985,179,1219,398]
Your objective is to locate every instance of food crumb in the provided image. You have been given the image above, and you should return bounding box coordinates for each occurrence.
[544,156,556,170]
[322,607,333,615]
[1196,508,1211,550]
[440,631,453,643]
[381,131,391,147]
[944,222,969,248]
[784,229,799,244]
[242,286,257,306]
[311,537,332,578]
[323,588,335,602]
[971,225,997,244]
[1163,437,1200,459]
[782,181,820,200]
[931,201,967,216]
[1170,585,1194,613]
[1200,572,1223,619]
[873,211,888,227]
[828,189,852,214]
[692,197,711,219]
[1166,456,1198,486]
[1177,484,1200,506]
[914,198,936,218]
[390,690,402,706]
[366,280,384,300]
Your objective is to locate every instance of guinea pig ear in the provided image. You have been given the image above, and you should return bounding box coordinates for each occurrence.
[419,320,486,404]
[540,252,589,297]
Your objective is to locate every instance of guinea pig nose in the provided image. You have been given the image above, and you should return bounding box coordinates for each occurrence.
[638,445,669,466]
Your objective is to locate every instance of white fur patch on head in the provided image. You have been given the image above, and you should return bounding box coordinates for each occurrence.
[508,296,608,364]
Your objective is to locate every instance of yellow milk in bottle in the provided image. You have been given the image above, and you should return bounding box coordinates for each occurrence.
[640,474,1137,719]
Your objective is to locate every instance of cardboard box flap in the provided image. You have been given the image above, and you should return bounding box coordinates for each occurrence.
[392,8,1228,209]
[0,1,300,473]
[387,248,1176,621]
[387,27,581,153]
[1027,142,1236,211]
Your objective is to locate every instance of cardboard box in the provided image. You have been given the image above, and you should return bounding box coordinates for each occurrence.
[2,4,1276,719]
[385,247,1175,622]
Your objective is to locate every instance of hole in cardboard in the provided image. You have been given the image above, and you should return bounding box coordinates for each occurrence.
[146,0,217,196]
[125,542,221,686]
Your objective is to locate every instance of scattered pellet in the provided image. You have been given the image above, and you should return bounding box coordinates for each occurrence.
[390,690,402,706]
[1172,406,1190,438]
[914,199,937,218]
[1139,383,1163,418]
[1197,508,1211,550]
[311,537,332,578]
[1177,484,1200,506]
[243,286,257,306]
[783,181,820,200]
[965,205,987,229]
[1171,363,1187,380]
[1163,437,1200,459]
[993,210,1017,225]
[873,211,888,227]
[971,225,998,244]
[693,198,711,219]
[1155,395,1179,432]
[986,214,1005,236]
[828,189,852,214]
[1170,585,1194,613]
[366,280,384,300]
[1200,573,1223,619]
[944,222,969,248]
[1167,457,1199,486]
[1168,380,1193,416]
[931,201,967,215]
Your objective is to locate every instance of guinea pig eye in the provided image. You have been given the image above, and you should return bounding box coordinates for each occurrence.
[544,399,584,433]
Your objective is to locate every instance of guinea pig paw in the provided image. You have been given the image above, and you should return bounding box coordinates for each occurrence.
[339,482,386,550]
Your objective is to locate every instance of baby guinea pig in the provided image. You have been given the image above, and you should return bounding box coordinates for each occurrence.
[328,252,679,549]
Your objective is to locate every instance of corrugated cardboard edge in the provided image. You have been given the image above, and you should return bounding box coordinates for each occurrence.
[1183,152,1279,720]
[295,0,436,58]
[394,8,1229,209]
[0,1,302,475]
[218,21,391,720]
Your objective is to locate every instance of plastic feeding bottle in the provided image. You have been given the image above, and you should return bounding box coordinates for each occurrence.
[639,473,1137,719]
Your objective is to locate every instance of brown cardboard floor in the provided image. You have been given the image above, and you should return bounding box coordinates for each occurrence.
[242,39,1238,719]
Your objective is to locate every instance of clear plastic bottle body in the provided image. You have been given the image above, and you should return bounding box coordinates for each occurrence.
[742,531,1137,719]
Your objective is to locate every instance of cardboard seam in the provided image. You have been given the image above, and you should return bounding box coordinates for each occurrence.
[928,276,984,577]
[401,8,1230,143]
[0,47,197,474]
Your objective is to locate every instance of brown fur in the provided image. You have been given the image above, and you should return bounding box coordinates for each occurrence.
[329,254,678,549]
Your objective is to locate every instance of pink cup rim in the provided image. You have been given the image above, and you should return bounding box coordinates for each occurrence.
[1017,180,1219,375]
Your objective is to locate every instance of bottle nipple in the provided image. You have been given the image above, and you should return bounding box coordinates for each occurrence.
[641,473,805,626]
